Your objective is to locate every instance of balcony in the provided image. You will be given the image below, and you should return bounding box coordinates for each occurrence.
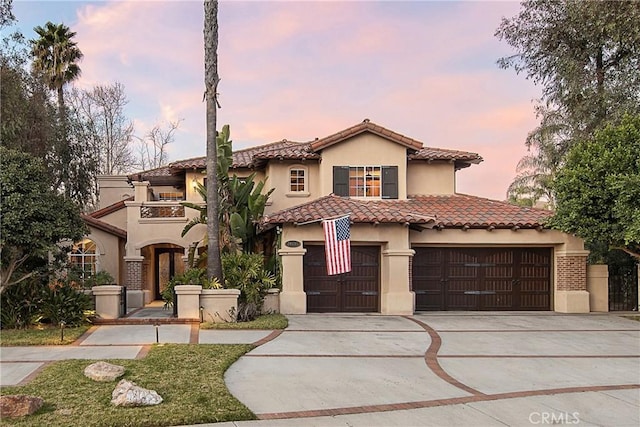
[140,203,185,219]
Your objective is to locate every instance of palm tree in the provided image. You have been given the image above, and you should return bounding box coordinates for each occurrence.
[31,21,83,119]
[204,0,223,282]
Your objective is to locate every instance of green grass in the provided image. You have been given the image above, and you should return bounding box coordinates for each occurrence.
[0,344,256,427]
[201,313,288,330]
[623,315,640,322]
[1,325,90,346]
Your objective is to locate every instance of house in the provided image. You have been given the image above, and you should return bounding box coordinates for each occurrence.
[82,119,600,314]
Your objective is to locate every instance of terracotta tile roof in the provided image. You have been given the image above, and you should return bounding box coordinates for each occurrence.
[90,197,133,219]
[405,194,552,228]
[409,147,482,163]
[82,215,127,239]
[261,195,436,225]
[130,120,481,178]
[262,194,551,229]
[310,119,424,151]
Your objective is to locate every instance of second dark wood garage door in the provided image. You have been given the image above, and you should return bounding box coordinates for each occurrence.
[412,247,551,311]
[304,245,380,312]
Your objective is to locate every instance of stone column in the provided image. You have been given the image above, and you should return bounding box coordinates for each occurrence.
[278,247,307,314]
[124,255,145,309]
[381,249,415,315]
[554,250,590,313]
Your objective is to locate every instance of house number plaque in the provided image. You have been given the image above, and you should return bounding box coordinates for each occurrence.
[285,240,301,248]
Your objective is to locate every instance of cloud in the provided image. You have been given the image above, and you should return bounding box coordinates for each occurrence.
[63,0,538,199]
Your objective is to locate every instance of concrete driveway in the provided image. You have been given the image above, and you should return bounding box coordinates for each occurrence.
[221,313,640,427]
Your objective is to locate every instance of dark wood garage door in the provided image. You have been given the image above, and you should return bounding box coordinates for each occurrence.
[412,247,551,311]
[304,245,380,312]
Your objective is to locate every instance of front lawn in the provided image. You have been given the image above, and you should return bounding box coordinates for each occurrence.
[0,344,255,427]
[201,313,288,330]
[1,325,90,346]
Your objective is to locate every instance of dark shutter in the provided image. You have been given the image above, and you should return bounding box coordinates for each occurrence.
[333,166,349,196]
[381,166,398,199]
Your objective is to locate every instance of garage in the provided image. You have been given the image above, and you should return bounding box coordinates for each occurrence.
[304,245,380,312]
[412,247,551,311]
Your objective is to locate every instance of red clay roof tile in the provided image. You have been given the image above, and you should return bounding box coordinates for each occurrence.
[262,194,551,229]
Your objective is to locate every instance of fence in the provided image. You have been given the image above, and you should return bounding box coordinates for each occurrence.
[609,265,638,311]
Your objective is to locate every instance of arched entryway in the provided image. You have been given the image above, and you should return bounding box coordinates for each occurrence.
[140,243,185,301]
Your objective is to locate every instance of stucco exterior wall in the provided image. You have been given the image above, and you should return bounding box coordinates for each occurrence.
[265,161,320,214]
[97,175,132,209]
[87,228,122,283]
[318,134,409,199]
[407,162,455,195]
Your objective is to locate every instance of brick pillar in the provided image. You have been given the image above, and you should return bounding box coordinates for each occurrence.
[554,251,590,313]
[556,255,587,291]
[124,256,144,290]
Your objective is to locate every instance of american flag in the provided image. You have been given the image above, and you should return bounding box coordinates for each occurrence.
[323,216,351,275]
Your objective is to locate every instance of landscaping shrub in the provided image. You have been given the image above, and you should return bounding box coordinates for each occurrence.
[40,281,93,326]
[222,253,275,321]
[1,279,93,329]
[162,268,221,309]
[0,280,45,329]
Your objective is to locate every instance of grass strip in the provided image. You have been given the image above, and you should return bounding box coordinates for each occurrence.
[201,313,288,330]
[0,344,255,427]
[1,325,90,346]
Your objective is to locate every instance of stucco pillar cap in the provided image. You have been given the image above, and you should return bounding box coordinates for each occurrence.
[174,285,203,295]
[92,285,123,295]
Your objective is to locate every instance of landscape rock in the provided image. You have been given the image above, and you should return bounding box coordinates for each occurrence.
[84,361,125,382]
[111,379,163,407]
[0,395,44,418]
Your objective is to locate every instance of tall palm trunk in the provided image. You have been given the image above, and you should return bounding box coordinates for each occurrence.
[204,0,223,281]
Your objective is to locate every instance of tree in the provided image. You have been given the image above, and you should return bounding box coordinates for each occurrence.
[204,0,223,282]
[68,82,136,175]
[1,147,86,292]
[30,21,83,119]
[134,120,180,171]
[550,115,640,260]
[497,0,640,204]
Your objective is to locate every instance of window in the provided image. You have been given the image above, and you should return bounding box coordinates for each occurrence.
[69,239,97,280]
[334,166,398,199]
[348,166,380,197]
[158,192,184,201]
[289,168,306,192]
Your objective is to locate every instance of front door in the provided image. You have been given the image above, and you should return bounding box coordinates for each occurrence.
[155,248,184,300]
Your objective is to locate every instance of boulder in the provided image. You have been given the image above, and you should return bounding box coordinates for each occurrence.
[84,361,125,382]
[0,395,44,418]
[111,379,163,407]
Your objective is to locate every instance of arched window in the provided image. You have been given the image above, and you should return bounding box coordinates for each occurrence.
[69,239,98,280]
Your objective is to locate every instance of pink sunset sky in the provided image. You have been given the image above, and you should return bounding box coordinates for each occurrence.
[11,0,542,201]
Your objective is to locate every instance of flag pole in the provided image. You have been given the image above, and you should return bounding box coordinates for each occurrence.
[294,213,351,226]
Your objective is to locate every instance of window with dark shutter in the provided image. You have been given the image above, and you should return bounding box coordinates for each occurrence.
[333,166,349,196]
[381,166,398,199]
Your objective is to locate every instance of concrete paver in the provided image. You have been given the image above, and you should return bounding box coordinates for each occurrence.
[0,362,44,386]
[79,324,191,345]
[226,356,469,413]
[250,330,429,356]
[438,330,640,356]
[414,312,640,331]
[439,356,640,394]
[0,345,142,361]
[286,314,423,331]
[199,330,274,344]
